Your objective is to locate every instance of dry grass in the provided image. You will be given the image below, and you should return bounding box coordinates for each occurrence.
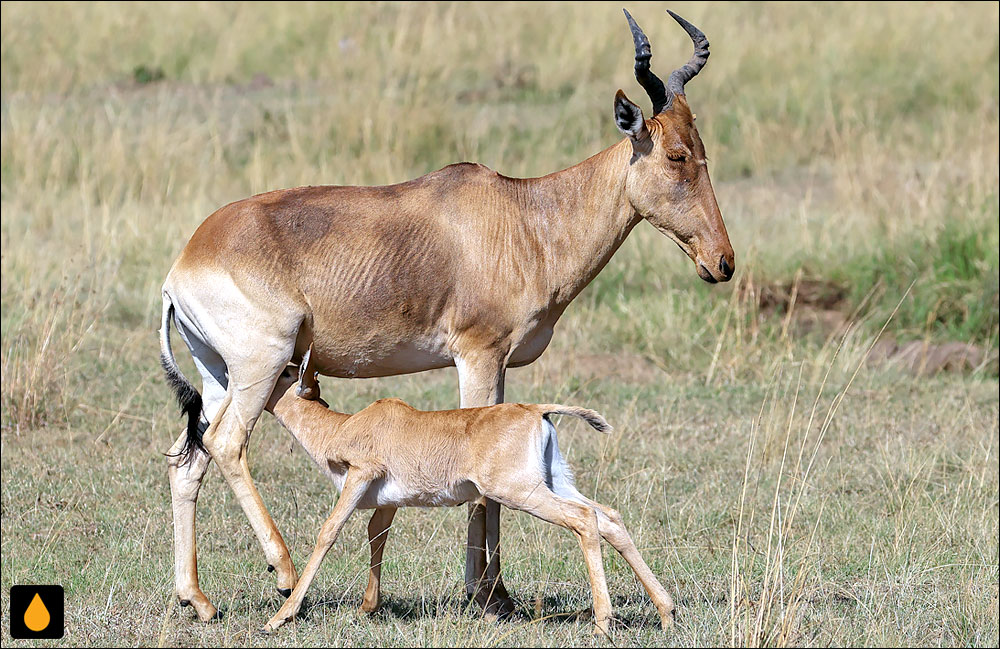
[2,1,998,646]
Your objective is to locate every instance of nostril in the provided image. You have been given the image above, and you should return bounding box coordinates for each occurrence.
[719,255,733,279]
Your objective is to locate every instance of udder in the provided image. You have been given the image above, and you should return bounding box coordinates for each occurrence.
[508,324,555,367]
[303,332,455,379]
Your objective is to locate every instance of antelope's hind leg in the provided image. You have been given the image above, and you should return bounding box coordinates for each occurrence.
[544,429,675,629]
[580,498,675,630]
[503,488,613,636]
[166,332,228,621]
[200,339,301,598]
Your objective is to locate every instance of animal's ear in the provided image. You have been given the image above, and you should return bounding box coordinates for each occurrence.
[614,90,648,141]
[297,346,312,386]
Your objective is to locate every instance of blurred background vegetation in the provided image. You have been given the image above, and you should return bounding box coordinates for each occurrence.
[1,2,997,646]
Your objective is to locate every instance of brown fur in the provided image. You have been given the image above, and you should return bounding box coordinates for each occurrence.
[258,370,674,636]
[160,28,734,623]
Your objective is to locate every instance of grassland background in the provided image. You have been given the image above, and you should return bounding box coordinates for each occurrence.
[1,1,998,646]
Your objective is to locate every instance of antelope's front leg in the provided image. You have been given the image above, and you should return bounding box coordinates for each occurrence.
[263,472,371,632]
[455,350,515,616]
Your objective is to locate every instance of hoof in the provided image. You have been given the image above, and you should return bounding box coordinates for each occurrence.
[179,592,220,622]
[262,614,290,633]
[267,564,275,573]
[661,606,677,631]
[277,587,292,598]
[593,619,612,637]
[472,590,516,619]
[195,607,223,622]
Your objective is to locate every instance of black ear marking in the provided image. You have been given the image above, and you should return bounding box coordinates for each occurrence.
[613,90,647,141]
[615,102,641,133]
[614,90,651,162]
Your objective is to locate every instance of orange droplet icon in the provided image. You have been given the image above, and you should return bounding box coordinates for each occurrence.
[24,592,51,632]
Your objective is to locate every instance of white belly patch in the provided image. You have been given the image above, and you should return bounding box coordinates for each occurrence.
[357,476,480,509]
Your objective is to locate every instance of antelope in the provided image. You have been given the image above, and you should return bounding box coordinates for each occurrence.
[160,8,733,621]
[254,350,674,635]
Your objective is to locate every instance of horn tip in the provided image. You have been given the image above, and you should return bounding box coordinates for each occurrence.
[666,8,685,25]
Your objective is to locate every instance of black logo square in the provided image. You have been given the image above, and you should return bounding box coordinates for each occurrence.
[9,585,64,639]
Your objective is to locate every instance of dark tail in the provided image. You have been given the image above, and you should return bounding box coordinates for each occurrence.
[540,405,613,433]
[160,296,205,461]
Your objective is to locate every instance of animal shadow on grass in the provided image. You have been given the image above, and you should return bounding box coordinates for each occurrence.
[285,589,478,624]
[531,592,667,631]
[288,588,665,631]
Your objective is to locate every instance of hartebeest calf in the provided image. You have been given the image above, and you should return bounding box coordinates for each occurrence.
[161,9,733,620]
[254,352,674,635]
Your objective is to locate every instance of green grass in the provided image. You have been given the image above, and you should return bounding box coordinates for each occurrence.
[2,1,998,646]
[832,212,1000,347]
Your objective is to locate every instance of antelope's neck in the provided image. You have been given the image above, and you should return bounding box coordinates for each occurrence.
[269,393,351,464]
[515,139,640,306]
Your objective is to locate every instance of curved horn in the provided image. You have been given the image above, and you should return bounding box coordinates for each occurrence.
[665,9,710,98]
[623,8,669,115]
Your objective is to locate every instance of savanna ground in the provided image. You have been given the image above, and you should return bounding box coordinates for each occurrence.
[1,2,998,646]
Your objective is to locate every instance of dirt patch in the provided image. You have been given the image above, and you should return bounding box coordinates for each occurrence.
[742,275,853,338]
[744,275,997,375]
[867,338,997,376]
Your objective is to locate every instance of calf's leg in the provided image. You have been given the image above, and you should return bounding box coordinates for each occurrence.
[263,471,372,632]
[580,498,675,629]
[499,488,613,636]
[361,507,397,613]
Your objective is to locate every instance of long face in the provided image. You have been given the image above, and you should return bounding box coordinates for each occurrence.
[622,94,735,283]
[618,9,735,284]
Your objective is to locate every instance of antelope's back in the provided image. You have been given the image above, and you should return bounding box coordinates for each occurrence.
[166,163,512,376]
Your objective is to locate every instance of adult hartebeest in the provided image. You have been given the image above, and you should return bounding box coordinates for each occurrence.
[160,9,733,621]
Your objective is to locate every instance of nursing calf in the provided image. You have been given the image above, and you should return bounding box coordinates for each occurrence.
[254,353,675,635]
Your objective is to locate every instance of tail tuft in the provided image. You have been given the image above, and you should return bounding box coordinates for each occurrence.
[161,352,205,458]
[541,406,612,433]
[160,300,205,462]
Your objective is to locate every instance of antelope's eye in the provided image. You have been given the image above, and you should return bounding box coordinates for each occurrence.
[667,152,688,162]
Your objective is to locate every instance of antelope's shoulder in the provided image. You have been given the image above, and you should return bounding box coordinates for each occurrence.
[430,161,496,179]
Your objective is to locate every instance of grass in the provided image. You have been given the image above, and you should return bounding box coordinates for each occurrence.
[1,1,998,646]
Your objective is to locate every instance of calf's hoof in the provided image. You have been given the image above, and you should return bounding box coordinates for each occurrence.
[661,607,676,631]
[277,587,293,598]
[262,610,293,634]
